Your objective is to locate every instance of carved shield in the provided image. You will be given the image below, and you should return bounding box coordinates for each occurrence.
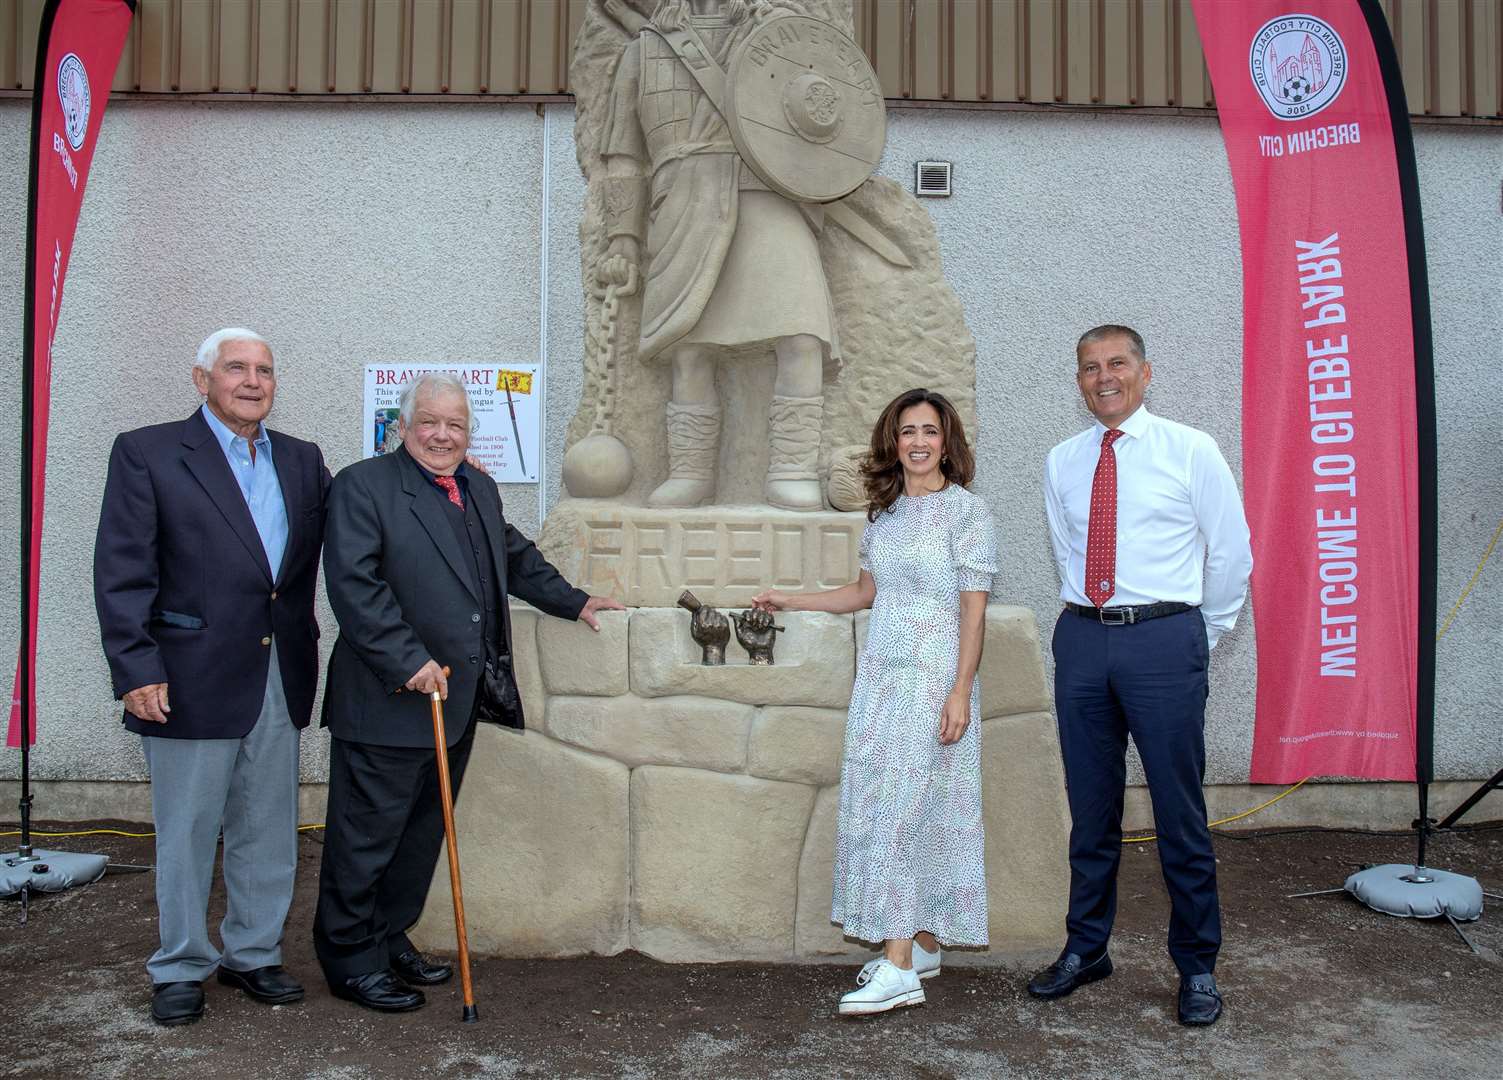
[725,16,886,203]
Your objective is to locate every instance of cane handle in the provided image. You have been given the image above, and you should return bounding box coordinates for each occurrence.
[427,665,453,702]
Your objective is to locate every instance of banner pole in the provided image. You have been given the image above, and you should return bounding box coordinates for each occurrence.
[1357,0,1438,868]
[13,0,64,865]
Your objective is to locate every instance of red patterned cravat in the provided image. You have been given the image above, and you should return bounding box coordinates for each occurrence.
[434,474,464,510]
[1084,428,1124,607]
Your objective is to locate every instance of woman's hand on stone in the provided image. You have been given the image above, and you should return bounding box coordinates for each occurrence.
[751,589,790,612]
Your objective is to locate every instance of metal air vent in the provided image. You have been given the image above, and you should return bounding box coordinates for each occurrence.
[915,161,952,197]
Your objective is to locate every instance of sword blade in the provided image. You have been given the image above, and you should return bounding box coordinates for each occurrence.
[504,384,527,476]
[823,201,913,268]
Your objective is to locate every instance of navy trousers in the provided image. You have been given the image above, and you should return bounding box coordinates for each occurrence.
[1052,607,1220,976]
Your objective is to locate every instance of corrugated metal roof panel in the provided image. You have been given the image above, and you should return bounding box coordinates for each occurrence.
[1,0,1497,119]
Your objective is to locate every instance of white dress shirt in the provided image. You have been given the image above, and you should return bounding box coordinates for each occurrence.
[1044,406,1252,648]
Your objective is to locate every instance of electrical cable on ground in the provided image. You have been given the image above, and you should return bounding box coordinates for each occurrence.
[1435,517,1502,643]
[1123,778,1312,845]
[1,824,327,839]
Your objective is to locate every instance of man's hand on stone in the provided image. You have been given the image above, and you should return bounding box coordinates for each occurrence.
[123,682,170,724]
[580,594,627,632]
[406,660,449,700]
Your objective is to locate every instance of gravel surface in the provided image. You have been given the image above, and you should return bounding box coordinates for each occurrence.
[4,818,1502,1079]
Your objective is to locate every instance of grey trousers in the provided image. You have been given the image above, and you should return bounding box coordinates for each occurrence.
[141,648,300,984]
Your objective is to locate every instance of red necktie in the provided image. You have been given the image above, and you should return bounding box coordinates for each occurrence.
[434,475,464,509]
[1084,428,1124,607]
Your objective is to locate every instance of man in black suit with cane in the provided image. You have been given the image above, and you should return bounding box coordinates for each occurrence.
[314,371,623,1012]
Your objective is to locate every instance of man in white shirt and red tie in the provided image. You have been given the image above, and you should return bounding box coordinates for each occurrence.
[1032,324,1252,1026]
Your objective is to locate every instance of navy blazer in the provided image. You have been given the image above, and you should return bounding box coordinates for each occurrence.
[321,446,588,749]
[93,409,331,739]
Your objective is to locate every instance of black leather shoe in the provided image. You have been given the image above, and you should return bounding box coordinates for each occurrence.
[151,981,205,1026]
[392,948,453,986]
[1026,951,1113,999]
[1178,974,1223,1026]
[217,964,305,1005]
[331,970,426,1013]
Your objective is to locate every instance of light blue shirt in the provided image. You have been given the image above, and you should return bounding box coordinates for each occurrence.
[201,403,289,580]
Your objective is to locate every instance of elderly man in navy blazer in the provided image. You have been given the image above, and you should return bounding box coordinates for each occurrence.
[94,328,330,1027]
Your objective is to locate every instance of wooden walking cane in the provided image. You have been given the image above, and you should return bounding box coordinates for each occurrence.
[429,666,479,1023]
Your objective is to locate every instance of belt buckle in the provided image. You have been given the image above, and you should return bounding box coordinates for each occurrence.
[1098,607,1129,626]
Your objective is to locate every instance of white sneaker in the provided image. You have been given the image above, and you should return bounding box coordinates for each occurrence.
[838,959,925,1016]
[912,939,942,980]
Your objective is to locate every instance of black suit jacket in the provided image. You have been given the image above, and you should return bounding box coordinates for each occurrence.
[94,409,331,739]
[321,446,587,749]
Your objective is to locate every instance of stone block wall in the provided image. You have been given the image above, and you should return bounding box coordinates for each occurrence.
[412,603,1071,964]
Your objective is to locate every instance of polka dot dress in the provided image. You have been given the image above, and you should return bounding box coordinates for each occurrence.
[831,484,1000,947]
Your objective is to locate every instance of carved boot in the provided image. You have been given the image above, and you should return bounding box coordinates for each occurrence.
[648,401,720,507]
[766,394,825,511]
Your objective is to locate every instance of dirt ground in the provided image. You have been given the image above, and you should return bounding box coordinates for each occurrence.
[4,818,1502,1080]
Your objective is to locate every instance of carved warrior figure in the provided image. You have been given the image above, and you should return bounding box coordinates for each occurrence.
[595,0,891,511]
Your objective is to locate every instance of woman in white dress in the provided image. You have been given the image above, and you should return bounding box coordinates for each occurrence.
[753,388,998,1016]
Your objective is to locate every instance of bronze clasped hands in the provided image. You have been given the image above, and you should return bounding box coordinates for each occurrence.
[678,590,785,666]
[678,590,730,665]
[729,607,784,666]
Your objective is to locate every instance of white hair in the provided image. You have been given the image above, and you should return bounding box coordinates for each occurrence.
[195,327,270,373]
[399,371,473,426]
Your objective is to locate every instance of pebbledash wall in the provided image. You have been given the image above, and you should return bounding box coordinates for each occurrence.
[0,98,1500,824]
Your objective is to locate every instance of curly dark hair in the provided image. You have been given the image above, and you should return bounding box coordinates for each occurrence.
[860,388,975,522]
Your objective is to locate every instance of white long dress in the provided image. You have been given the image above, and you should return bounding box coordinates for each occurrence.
[831,483,1000,946]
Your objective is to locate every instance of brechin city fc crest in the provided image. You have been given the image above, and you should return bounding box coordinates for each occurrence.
[1249,14,1348,121]
[57,52,90,151]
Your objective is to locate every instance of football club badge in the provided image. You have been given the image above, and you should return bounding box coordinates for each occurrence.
[57,52,91,151]
[1249,15,1348,120]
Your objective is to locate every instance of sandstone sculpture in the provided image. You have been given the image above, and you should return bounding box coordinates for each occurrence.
[424,3,1075,966]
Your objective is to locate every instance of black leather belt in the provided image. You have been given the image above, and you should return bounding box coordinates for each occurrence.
[1064,601,1195,626]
